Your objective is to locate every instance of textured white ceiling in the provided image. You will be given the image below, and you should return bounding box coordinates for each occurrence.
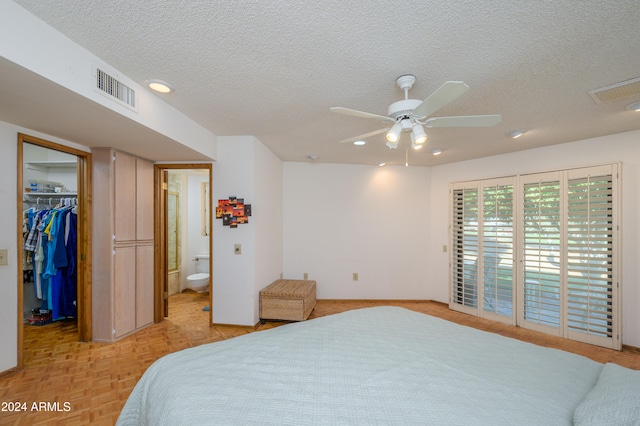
[8,0,640,166]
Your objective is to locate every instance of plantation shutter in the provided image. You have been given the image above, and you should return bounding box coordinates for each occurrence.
[451,185,479,315]
[481,181,515,321]
[519,173,562,335]
[450,164,620,350]
[565,166,618,348]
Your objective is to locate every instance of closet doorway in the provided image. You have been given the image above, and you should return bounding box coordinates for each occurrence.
[154,164,212,324]
[16,134,91,369]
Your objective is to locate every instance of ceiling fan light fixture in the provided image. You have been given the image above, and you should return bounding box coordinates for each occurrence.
[331,76,501,156]
[411,123,427,144]
[146,79,174,93]
[386,122,403,143]
[411,141,423,150]
[507,130,525,139]
[626,101,640,112]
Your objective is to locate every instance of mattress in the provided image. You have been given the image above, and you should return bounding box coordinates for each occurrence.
[117,306,639,425]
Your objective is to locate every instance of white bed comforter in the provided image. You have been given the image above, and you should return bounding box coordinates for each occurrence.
[117,306,604,425]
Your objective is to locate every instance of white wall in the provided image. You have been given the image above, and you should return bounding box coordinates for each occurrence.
[0,123,19,373]
[213,137,254,325]
[283,162,431,299]
[428,130,640,347]
[252,140,284,318]
[212,136,283,326]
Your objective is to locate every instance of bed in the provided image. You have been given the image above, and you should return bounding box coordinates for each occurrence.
[117,307,640,425]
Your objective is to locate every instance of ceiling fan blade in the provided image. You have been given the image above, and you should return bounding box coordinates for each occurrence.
[412,81,470,118]
[330,107,393,122]
[424,114,502,128]
[338,127,390,144]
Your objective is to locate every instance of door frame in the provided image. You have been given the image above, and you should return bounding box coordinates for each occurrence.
[16,133,92,369]
[154,163,213,324]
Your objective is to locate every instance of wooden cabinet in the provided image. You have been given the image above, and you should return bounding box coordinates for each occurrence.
[114,245,136,337]
[92,148,155,342]
[114,151,136,241]
[136,159,155,241]
[136,244,155,328]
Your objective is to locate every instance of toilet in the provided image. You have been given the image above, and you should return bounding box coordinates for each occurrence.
[186,254,210,293]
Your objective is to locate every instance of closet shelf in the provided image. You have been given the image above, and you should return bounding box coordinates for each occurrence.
[25,161,77,171]
[24,192,77,196]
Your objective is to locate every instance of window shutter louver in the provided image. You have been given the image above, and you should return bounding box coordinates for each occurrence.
[521,179,562,331]
[482,184,514,318]
[451,187,479,311]
[566,174,614,339]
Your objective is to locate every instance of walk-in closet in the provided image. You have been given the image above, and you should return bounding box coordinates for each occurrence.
[21,142,79,334]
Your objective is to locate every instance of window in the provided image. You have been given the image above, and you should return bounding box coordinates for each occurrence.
[566,168,617,346]
[481,181,514,319]
[450,164,620,349]
[520,173,562,334]
[451,179,515,323]
[451,186,479,312]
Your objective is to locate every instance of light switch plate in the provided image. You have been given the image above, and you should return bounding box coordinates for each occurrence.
[0,249,8,266]
[234,244,241,255]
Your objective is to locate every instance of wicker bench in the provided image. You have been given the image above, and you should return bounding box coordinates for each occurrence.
[259,279,316,323]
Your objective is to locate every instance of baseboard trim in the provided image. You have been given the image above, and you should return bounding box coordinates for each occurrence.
[0,366,19,378]
[212,322,255,331]
[622,344,640,353]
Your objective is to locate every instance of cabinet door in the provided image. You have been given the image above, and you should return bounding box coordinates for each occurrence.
[136,158,155,241]
[114,151,137,242]
[136,244,155,328]
[114,246,136,337]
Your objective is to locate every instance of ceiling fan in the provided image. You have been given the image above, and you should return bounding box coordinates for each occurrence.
[330,74,501,149]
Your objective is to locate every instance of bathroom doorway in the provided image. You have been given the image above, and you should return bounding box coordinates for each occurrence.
[154,164,212,324]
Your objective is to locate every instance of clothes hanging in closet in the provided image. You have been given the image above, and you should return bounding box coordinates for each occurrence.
[23,203,77,320]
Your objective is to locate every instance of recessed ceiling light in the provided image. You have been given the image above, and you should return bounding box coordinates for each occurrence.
[432,149,442,156]
[353,140,366,146]
[146,79,174,93]
[626,101,640,112]
[377,162,386,167]
[507,130,525,139]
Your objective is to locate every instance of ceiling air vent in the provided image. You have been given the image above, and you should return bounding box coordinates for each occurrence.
[94,67,137,111]
[588,76,640,104]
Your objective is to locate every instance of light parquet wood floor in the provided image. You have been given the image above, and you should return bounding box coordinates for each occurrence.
[1,293,639,425]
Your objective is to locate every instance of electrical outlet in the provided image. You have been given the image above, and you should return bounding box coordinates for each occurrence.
[442,245,448,253]
[353,272,358,281]
[0,249,7,266]
[234,244,242,255]
[303,272,308,280]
